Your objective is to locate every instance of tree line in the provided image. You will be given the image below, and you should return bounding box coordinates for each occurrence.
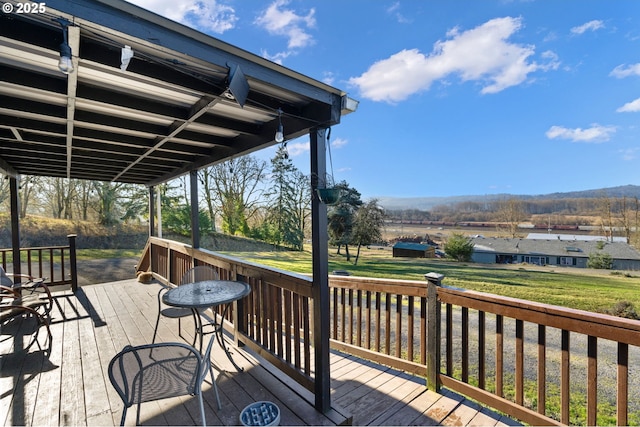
[388,196,640,246]
[1,148,385,259]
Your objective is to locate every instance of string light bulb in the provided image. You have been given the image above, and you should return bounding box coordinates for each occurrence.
[275,108,284,143]
[55,18,73,75]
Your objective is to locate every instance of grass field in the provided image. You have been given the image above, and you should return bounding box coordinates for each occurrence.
[222,245,640,315]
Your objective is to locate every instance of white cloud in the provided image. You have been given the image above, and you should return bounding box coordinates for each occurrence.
[286,141,309,157]
[322,71,336,86]
[331,137,348,149]
[387,1,411,24]
[284,136,347,158]
[349,17,559,103]
[617,98,640,112]
[255,0,316,49]
[610,63,640,78]
[545,124,616,143]
[260,49,292,65]
[619,147,639,161]
[570,20,605,35]
[127,0,237,33]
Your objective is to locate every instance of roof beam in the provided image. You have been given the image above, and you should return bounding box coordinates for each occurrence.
[66,24,80,179]
[112,95,222,181]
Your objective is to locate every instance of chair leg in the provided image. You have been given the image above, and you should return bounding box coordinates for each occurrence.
[151,312,161,344]
[207,362,221,410]
[119,407,127,426]
[198,394,207,426]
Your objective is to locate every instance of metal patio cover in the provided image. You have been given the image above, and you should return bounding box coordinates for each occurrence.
[0,0,353,186]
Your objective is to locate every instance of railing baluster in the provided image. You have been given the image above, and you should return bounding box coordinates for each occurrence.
[538,325,546,414]
[375,291,381,352]
[385,293,391,355]
[618,342,628,426]
[395,294,402,358]
[340,288,346,342]
[348,289,354,345]
[365,291,371,349]
[561,329,570,425]
[27,249,32,277]
[336,288,342,340]
[408,295,414,361]
[462,306,469,382]
[421,297,427,366]
[303,297,311,376]
[293,293,301,369]
[516,319,524,405]
[446,303,453,376]
[356,289,362,347]
[587,335,597,426]
[478,310,485,390]
[496,314,504,397]
[49,248,54,283]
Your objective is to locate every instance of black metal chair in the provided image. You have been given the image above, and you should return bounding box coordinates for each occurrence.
[108,335,221,426]
[151,266,219,346]
[0,266,53,315]
[1,285,52,352]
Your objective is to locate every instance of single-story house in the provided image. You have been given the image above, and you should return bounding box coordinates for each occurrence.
[470,237,640,270]
[392,242,436,258]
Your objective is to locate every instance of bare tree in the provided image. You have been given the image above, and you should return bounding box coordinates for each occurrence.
[199,168,217,232]
[495,198,527,238]
[597,194,615,242]
[18,175,42,218]
[202,156,266,236]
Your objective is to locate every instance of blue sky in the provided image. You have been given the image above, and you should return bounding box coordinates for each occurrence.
[129,0,640,200]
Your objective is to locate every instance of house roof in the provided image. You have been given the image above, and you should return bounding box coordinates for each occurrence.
[526,233,628,243]
[0,0,355,186]
[471,237,640,261]
[393,242,431,251]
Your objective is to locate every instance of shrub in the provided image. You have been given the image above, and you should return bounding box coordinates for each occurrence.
[444,233,474,262]
[587,252,613,269]
[606,301,639,319]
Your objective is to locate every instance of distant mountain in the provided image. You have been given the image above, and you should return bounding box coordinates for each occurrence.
[377,185,640,211]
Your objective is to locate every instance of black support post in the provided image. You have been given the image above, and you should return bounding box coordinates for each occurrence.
[190,170,200,249]
[310,127,331,412]
[9,177,21,280]
[149,186,156,237]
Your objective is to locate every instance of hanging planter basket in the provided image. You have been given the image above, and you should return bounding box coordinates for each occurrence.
[316,187,341,205]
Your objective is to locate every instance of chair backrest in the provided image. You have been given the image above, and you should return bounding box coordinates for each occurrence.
[180,266,219,285]
[108,342,204,406]
[0,266,13,287]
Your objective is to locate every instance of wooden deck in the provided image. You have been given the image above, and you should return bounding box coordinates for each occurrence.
[1,279,519,426]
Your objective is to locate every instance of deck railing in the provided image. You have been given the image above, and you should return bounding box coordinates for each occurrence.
[139,237,639,426]
[1,234,78,291]
[141,237,318,392]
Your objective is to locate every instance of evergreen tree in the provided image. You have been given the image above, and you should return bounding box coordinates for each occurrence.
[352,199,386,265]
[444,233,475,262]
[265,146,305,250]
[327,181,363,261]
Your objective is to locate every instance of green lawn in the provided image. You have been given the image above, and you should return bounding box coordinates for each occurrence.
[223,247,640,315]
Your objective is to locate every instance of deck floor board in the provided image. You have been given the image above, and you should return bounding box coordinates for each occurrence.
[1,279,520,426]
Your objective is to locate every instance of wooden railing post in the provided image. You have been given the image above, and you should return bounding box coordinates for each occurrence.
[68,234,78,292]
[425,272,444,392]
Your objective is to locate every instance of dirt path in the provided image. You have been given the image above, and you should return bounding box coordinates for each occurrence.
[75,257,139,285]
